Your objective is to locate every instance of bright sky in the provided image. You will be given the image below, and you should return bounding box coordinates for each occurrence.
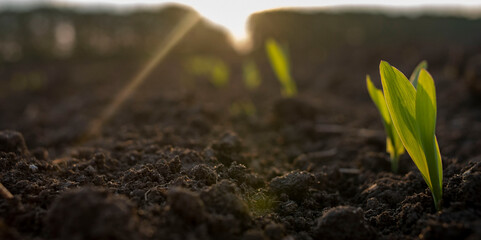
[2,0,481,44]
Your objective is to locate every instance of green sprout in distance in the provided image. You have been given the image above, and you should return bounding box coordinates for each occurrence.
[185,56,229,88]
[243,60,262,91]
[378,60,442,211]
[265,38,298,98]
[366,60,427,172]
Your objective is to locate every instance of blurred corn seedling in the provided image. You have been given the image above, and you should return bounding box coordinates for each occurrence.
[265,38,297,97]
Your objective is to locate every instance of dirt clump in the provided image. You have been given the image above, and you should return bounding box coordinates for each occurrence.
[313,206,376,240]
[45,187,142,240]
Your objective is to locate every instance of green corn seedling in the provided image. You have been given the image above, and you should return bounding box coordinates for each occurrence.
[378,60,443,211]
[366,60,427,172]
[265,38,297,97]
[185,56,229,88]
[243,60,262,90]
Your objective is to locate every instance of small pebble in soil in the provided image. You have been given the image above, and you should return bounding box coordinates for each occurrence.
[28,164,38,172]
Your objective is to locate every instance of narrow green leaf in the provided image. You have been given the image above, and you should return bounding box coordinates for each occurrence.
[435,137,442,191]
[379,61,432,188]
[415,69,443,209]
[366,75,405,172]
[266,39,289,81]
[409,60,427,88]
[243,60,262,90]
[366,76,390,124]
[265,38,297,97]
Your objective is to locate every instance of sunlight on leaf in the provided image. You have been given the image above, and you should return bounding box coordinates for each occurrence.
[379,61,442,210]
[415,69,442,209]
[409,60,428,88]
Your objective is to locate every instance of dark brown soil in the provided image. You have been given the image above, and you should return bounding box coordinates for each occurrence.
[1,6,481,240]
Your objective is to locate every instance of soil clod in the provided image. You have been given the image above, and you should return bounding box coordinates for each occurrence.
[0,131,29,155]
[45,187,142,240]
[314,206,376,240]
[269,171,315,201]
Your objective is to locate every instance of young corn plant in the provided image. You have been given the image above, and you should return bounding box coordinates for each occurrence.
[265,38,298,98]
[185,56,230,88]
[378,60,443,211]
[243,60,262,91]
[366,60,427,172]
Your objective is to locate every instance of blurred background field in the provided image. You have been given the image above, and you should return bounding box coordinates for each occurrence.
[2,3,481,152]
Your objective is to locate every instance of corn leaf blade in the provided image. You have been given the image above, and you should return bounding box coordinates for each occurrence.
[409,60,428,88]
[415,69,443,208]
[265,38,297,97]
[266,39,289,81]
[366,75,405,170]
[366,76,390,124]
[379,61,432,188]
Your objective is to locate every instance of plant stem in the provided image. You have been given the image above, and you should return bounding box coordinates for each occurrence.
[391,155,399,173]
[433,194,442,211]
